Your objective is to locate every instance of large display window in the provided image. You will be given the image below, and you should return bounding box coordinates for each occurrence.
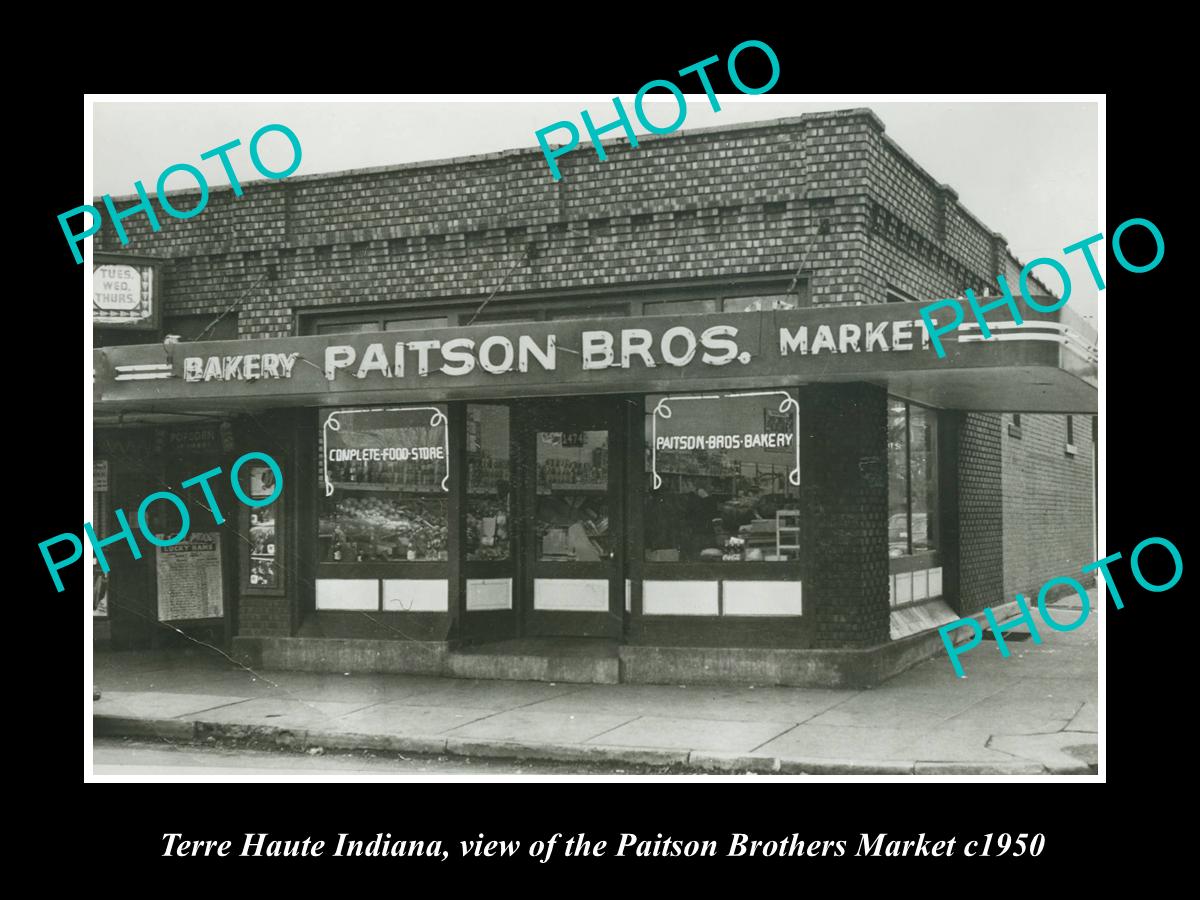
[644,390,801,565]
[536,429,610,562]
[466,404,511,562]
[319,406,450,565]
[887,397,942,606]
[240,459,285,595]
[887,398,939,559]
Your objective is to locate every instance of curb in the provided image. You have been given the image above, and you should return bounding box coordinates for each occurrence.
[95,713,1085,776]
[94,715,197,741]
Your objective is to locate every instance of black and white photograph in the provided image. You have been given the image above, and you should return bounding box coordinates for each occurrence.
[79,93,1108,786]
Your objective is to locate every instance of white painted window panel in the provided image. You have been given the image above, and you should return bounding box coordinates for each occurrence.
[533,578,609,612]
[382,579,448,612]
[316,579,378,611]
[642,580,718,616]
[928,567,943,598]
[721,581,802,616]
[466,578,512,611]
[911,568,929,601]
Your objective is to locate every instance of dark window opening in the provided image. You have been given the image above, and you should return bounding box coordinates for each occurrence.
[163,313,239,342]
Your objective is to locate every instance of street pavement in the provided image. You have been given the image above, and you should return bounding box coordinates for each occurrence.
[92,592,1098,776]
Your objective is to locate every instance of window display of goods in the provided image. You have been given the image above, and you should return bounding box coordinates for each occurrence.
[330,456,447,488]
[468,454,508,489]
[536,495,610,560]
[467,497,510,561]
[320,495,448,562]
[537,458,608,486]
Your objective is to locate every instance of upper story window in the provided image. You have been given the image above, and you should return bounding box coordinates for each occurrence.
[296,279,811,336]
[163,313,239,342]
[547,303,630,321]
[310,314,449,336]
[644,299,718,317]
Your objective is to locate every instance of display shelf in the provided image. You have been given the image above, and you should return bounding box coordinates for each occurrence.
[250,553,275,560]
[544,482,608,492]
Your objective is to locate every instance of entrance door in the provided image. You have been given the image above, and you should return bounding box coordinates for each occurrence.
[519,399,624,638]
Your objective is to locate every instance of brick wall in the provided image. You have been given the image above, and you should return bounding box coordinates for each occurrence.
[1001,414,1097,599]
[92,109,1053,340]
[238,595,290,637]
[802,383,890,647]
[957,413,1005,614]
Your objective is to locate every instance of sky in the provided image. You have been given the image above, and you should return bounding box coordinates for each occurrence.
[92,98,1100,321]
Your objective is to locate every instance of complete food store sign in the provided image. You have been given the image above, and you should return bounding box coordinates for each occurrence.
[93,305,1074,408]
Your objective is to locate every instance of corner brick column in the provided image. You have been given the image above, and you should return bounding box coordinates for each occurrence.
[800,383,890,648]
[956,413,1004,615]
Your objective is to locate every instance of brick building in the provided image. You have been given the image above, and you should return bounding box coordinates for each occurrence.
[90,108,1097,686]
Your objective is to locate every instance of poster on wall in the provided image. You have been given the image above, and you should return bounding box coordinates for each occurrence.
[93,570,108,617]
[155,533,223,621]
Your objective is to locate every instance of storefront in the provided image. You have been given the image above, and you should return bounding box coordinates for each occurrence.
[88,108,1099,685]
[93,297,1096,685]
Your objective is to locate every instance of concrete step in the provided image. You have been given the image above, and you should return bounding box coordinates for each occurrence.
[448,639,620,684]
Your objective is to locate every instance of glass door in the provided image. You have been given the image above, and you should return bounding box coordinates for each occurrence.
[521,400,624,638]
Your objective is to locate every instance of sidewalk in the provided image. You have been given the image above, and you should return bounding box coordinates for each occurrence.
[92,598,1098,776]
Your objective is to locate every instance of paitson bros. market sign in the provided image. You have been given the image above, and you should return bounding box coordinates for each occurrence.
[96,305,1010,409]
[181,316,932,385]
[182,316,931,384]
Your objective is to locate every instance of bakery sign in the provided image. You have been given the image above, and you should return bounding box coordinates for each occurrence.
[93,255,158,329]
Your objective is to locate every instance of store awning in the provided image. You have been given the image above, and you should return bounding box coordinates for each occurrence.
[93,302,1097,415]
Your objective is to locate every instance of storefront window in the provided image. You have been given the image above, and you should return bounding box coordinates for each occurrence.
[467,405,511,561]
[320,406,450,563]
[246,466,281,589]
[644,390,801,563]
[536,430,610,561]
[888,400,910,558]
[909,405,937,553]
[888,398,939,557]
